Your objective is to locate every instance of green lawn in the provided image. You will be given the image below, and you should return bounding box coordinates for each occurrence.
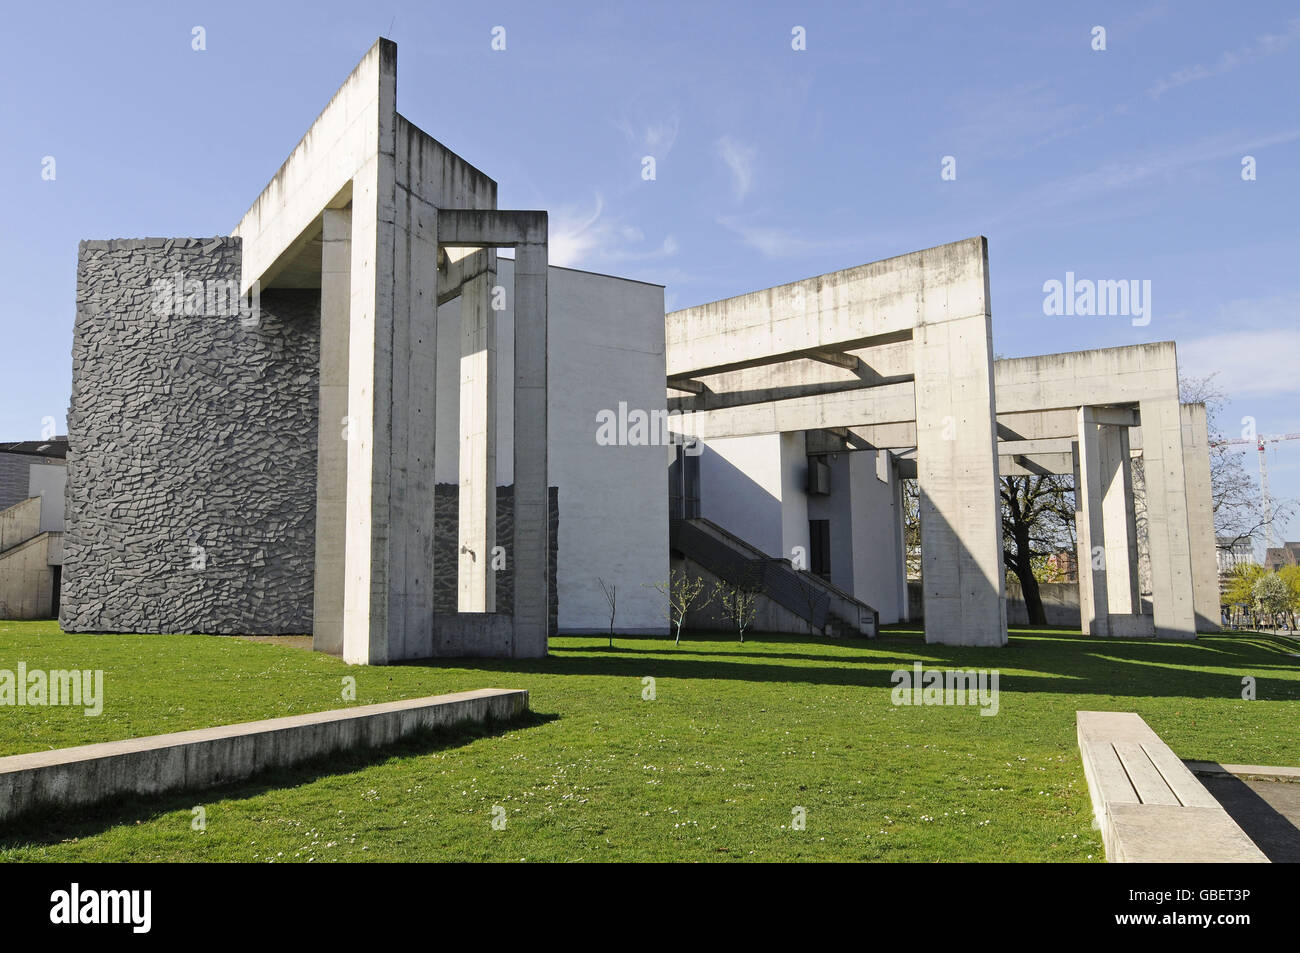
[1,620,1297,862]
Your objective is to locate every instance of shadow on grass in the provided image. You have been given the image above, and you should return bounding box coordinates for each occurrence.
[394,628,1300,701]
[1200,771,1300,863]
[0,710,556,851]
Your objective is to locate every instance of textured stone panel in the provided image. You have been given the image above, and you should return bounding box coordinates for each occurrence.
[62,237,319,634]
[433,483,558,635]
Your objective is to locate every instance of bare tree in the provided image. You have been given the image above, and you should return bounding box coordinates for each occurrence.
[714,580,759,642]
[1181,373,1296,552]
[1001,475,1077,626]
[650,570,713,645]
[597,577,616,648]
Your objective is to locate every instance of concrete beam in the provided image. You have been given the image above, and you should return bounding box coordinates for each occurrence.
[995,343,1179,414]
[437,210,548,247]
[668,381,916,441]
[664,239,984,379]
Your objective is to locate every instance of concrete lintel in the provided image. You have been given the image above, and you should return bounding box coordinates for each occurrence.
[437,209,548,247]
[664,238,984,379]
[666,381,916,441]
[995,342,1179,414]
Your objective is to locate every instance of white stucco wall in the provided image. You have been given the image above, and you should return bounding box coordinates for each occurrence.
[435,260,668,633]
[848,451,906,624]
[28,463,66,535]
[698,434,784,556]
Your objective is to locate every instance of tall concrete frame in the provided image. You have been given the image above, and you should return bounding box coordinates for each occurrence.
[666,238,1008,646]
[666,244,1218,644]
[232,39,550,663]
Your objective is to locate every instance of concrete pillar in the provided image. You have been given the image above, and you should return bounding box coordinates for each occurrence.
[913,312,1007,646]
[312,207,352,655]
[342,148,440,664]
[1075,408,1141,636]
[511,241,549,655]
[1138,397,1198,639]
[458,254,497,612]
[1101,424,1140,616]
[1181,403,1221,632]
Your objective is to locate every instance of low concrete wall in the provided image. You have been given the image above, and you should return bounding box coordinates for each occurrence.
[0,688,528,823]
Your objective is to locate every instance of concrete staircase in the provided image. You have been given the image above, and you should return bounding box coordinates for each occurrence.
[0,497,62,619]
[670,517,877,638]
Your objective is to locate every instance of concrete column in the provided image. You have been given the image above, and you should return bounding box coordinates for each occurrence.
[512,241,549,656]
[1138,397,1198,639]
[1075,408,1110,636]
[312,207,352,655]
[1101,424,1140,616]
[458,254,497,611]
[1181,403,1221,632]
[1076,408,1142,636]
[913,311,1007,646]
[342,146,440,664]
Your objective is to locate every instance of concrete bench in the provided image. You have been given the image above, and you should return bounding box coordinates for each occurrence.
[1077,711,1268,862]
[0,688,528,824]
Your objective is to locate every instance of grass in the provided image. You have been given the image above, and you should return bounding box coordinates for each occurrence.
[0,620,1297,862]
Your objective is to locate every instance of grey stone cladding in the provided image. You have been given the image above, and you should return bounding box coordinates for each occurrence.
[61,237,320,634]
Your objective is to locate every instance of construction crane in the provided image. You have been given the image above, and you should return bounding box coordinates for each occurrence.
[1210,431,1300,548]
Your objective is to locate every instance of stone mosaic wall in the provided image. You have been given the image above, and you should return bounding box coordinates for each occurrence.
[61,237,320,634]
[433,483,558,635]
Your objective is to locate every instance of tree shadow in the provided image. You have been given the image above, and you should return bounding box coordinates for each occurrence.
[394,628,1300,702]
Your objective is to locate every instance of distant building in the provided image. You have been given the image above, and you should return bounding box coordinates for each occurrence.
[1263,541,1300,573]
[1045,550,1078,583]
[1217,536,1255,575]
[0,437,67,618]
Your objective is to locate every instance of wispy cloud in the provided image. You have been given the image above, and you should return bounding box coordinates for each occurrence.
[1179,294,1300,398]
[1148,17,1300,99]
[549,194,677,268]
[991,128,1300,229]
[615,113,680,159]
[716,216,860,259]
[715,136,757,201]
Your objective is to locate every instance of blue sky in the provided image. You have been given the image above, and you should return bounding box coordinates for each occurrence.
[2,1,1298,543]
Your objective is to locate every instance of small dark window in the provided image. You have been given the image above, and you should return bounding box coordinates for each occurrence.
[809,519,831,579]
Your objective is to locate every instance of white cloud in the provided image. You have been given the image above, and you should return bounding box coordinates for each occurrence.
[548,194,677,269]
[1179,296,1300,398]
[715,136,757,201]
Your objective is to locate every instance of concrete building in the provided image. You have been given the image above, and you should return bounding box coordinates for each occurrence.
[58,39,1221,659]
[0,438,67,619]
